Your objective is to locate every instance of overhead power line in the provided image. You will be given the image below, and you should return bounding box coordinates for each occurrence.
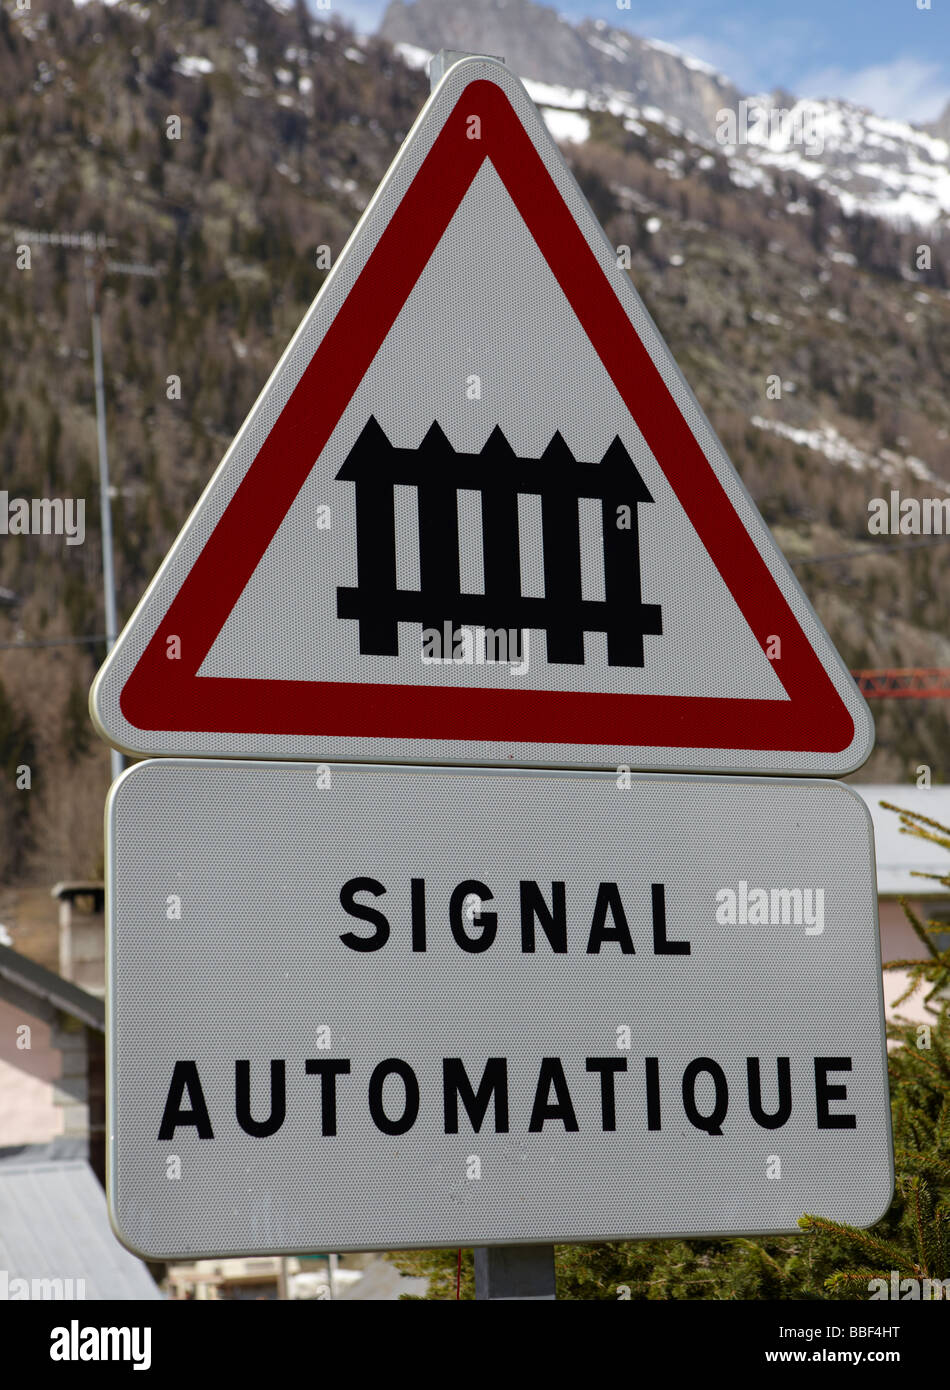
[791,536,950,567]
[0,634,107,651]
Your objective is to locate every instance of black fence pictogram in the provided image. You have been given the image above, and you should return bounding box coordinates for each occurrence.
[336,416,662,666]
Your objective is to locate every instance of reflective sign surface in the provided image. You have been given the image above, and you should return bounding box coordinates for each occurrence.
[90,57,872,775]
[107,760,891,1258]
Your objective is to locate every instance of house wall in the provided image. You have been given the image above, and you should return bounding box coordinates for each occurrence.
[0,983,90,1147]
[58,894,106,998]
[879,898,943,1026]
[0,998,64,1144]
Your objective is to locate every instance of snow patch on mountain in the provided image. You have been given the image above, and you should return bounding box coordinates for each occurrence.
[174,55,214,78]
[750,416,948,488]
[539,109,590,145]
[730,97,950,229]
[393,41,429,71]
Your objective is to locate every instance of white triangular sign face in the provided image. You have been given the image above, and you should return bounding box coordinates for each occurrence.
[91,57,873,775]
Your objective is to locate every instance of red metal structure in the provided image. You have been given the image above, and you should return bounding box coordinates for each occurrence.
[851,669,950,699]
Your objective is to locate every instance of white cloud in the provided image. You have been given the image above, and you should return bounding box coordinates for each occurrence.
[799,56,950,125]
[624,11,821,94]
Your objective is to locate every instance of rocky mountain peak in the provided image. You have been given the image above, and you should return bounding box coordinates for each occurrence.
[378,0,742,136]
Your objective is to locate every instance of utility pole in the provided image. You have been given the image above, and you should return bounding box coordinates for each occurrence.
[82,252,159,782]
[10,232,163,780]
[85,257,123,783]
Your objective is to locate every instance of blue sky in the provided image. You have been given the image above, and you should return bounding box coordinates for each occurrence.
[331,0,950,125]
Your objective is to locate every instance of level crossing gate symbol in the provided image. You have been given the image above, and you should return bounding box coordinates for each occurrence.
[336,415,663,667]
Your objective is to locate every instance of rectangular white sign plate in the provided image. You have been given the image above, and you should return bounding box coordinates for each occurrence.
[107,760,891,1258]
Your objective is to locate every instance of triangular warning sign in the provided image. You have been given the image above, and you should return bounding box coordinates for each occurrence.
[91,57,873,775]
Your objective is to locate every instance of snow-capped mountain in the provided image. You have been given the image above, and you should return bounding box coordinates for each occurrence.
[379,0,950,231]
[723,96,950,230]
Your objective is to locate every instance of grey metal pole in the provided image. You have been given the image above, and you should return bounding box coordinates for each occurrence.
[473,1246,557,1300]
[428,47,505,91]
[86,264,124,782]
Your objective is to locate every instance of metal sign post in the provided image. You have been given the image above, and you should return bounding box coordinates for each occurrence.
[474,1246,556,1301]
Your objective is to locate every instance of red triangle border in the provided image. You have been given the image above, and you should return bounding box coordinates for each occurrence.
[120,78,855,755]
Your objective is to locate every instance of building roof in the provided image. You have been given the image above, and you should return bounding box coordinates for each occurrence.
[51,881,105,908]
[0,944,105,1032]
[0,1161,159,1300]
[854,785,950,899]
